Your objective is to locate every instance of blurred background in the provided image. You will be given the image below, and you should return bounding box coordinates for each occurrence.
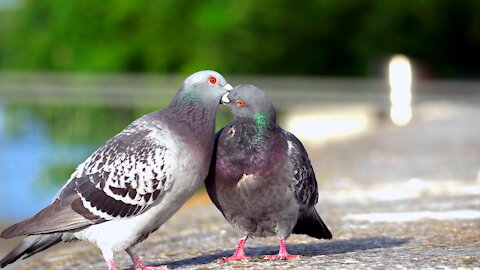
[0,0,480,265]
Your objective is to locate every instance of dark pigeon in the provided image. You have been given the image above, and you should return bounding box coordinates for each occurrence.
[205,84,331,262]
[0,70,232,270]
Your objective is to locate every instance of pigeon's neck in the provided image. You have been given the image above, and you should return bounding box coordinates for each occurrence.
[235,113,276,145]
[162,97,219,147]
[253,112,275,143]
[234,114,276,145]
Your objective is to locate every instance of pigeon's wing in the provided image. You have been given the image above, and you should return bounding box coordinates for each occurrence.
[2,119,178,238]
[65,121,177,221]
[282,130,319,208]
[204,129,224,212]
[283,130,332,239]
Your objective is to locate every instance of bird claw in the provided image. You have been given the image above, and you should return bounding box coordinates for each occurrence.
[263,254,301,260]
[216,255,251,263]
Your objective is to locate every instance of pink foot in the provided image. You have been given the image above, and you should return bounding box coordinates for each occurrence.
[217,237,250,263]
[128,252,169,270]
[107,259,116,270]
[263,237,300,260]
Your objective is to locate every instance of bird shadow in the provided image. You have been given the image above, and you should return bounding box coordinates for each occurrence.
[151,236,410,269]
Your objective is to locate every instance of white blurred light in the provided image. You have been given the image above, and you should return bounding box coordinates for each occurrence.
[284,106,372,146]
[288,116,368,139]
[389,54,413,126]
[406,178,426,190]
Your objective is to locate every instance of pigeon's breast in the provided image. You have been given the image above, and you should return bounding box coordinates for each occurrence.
[218,171,299,237]
[214,138,299,236]
[218,128,288,178]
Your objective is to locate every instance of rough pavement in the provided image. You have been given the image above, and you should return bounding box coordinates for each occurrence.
[5,100,480,269]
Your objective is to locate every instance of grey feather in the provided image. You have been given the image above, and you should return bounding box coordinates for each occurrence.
[65,121,174,221]
[283,131,319,207]
[1,196,98,238]
[0,234,62,268]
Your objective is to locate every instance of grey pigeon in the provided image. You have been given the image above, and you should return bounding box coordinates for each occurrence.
[205,84,332,262]
[0,70,233,270]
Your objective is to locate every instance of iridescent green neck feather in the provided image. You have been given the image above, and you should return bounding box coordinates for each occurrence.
[251,112,270,144]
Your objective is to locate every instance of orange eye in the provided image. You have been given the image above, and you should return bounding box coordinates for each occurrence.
[208,76,217,85]
[236,100,246,107]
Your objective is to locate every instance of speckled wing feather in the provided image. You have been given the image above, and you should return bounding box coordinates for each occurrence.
[283,130,319,208]
[1,118,177,238]
[63,120,175,221]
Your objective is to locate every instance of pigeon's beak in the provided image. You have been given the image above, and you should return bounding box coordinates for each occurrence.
[221,84,233,104]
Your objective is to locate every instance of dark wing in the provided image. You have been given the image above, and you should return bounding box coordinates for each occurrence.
[2,119,176,238]
[204,129,224,213]
[283,130,319,208]
[283,131,332,239]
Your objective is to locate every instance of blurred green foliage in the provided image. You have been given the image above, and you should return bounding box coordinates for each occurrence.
[1,0,479,77]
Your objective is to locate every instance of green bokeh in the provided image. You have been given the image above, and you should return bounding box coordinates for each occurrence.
[0,0,479,77]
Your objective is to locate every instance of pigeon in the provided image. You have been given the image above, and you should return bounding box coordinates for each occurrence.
[0,70,233,270]
[205,84,332,262]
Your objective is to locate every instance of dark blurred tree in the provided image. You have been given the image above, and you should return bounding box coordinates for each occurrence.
[0,0,479,77]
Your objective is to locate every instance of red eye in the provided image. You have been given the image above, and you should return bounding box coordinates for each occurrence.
[236,100,246,107]
[208,76,217,85]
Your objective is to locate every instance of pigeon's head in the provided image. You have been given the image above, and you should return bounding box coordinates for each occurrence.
[179,70,232,105]
[227,84,276,123]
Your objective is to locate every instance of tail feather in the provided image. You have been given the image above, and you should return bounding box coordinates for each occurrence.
[1,219,32,239]
[1,197,93,239]
[0,234,62,268]
[293,207,332,239]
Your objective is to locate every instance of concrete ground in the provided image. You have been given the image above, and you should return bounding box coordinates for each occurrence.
[4,99,480,269]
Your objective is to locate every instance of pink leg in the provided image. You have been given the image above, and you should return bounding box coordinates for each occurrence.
[263,237,300,260]
[217,237,250,263]
[127,249,169,270]
[107,259,117,270]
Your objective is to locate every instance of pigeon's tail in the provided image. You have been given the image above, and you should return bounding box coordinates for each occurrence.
[293,207,332,240]
[1,217,34,239]
[0,234,62,268]
[1,197,93,239]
